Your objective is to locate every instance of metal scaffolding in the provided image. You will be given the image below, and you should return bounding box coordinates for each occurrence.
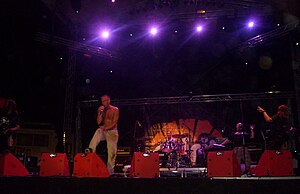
[78,91,294,107]
[239,19,300,50]
[75,91,295,153]
[62,49,76,160]
[35,32,118,60]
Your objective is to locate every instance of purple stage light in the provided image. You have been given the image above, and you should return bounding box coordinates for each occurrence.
[248,21,254,28]
[150,27,158,35]
[196,25,203,32]
[101,31,110,39]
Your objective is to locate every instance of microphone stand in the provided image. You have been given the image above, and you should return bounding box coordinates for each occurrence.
[240,100,247,174]
[133,121,141,152]
[260,129,267,150]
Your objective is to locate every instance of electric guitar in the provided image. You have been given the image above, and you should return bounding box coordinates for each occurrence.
[0,116,11,134]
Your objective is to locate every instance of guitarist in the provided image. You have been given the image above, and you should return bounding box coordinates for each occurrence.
[257,104,290,150]
[0,99,20,153]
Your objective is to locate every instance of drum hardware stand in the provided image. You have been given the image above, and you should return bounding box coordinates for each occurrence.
[260,129,267,150]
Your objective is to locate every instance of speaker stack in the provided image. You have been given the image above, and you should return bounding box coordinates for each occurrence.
[39,153,70,176]
[130,152,159,178]
[207,150,241,177]
[73,152,110,177]
[254,150,293,176]
[0,153,29,176]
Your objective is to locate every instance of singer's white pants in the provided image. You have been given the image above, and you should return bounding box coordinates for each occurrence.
[88,127,119,174]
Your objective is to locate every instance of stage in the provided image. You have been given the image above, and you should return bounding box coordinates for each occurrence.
[1,175,300,194]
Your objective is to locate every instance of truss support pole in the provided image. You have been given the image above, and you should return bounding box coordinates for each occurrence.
[291,36,300,127]
[63,49,76,161]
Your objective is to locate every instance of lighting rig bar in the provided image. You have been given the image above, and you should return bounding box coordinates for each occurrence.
[35,32,118,60]
[240,19,300,49]
[136,0,272,20]
[226,0,268,8]
[78,91,294,107]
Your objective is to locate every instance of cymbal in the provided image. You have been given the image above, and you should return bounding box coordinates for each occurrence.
[172,133,189,138]
[135,137,152,141]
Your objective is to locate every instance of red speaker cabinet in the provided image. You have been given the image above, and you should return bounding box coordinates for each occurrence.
[0,153,29,176]
[207,151,241,177]
[254,150,293,176]
[73,153,109,177]
[40,153,70,176]
[130,152,159,178]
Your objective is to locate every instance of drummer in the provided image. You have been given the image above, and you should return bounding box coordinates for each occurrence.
[163,130,178,152]
[190,133,216,166]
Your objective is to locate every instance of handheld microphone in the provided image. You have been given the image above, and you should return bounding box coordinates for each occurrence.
[137,121,141,127]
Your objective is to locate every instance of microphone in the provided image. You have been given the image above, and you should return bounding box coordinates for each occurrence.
[137,121,141,127]
[98,106,104,115]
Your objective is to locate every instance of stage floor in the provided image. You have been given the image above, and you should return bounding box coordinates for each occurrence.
[1,169,300,194]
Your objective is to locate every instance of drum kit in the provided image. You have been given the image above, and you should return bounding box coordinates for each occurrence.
[135,133,226,168]
[151,133,193,168]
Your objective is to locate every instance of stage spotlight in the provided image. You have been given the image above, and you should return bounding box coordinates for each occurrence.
[112,0,115,2]
[101,31,110,39]
[150,27,158,35]
[196,25,203,32]
[248,21,254,28]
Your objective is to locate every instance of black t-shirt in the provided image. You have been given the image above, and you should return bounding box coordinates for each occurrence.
[270,114,289,136]
[228,130,251,147]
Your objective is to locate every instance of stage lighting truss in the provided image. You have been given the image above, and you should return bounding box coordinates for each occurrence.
[128,0,272,20]
[35,32,118,60]
[240,19,300,49]
[78,91,294,107]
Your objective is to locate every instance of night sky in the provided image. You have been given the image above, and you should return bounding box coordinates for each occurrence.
[1,0,299,137]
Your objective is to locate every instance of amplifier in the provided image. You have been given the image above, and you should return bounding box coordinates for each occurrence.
[115,155,132,173]
[18,155,38,173]
[117,147,131,155]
